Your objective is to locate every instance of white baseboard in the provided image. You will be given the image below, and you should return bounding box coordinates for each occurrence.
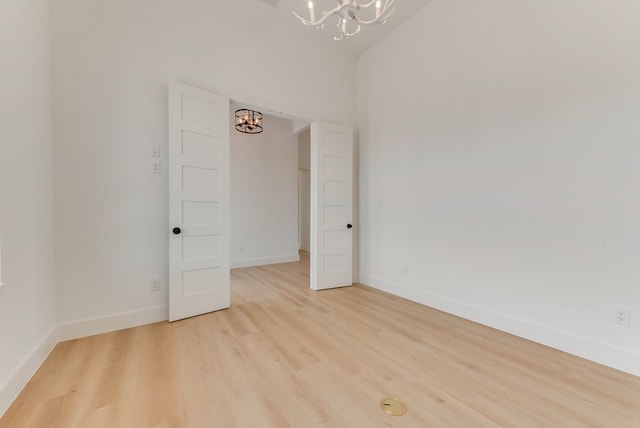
[0,326,58,418]
[1,306,168,418]
[231,254,300,269]
[359,273,640,377]
[57,305,168,342]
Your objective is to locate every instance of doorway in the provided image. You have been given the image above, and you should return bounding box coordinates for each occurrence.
[228,104,309,275]
[168,82,354,321]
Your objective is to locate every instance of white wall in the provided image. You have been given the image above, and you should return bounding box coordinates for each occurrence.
[231,112,299,268]
[51,0,357,331]
[298,129,310,251]
[357,0,640,375]
[298,128,311,170]
[0,0,57,415]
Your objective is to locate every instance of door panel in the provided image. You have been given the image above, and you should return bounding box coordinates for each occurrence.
[169,82,230,321]
[310,122,354,290]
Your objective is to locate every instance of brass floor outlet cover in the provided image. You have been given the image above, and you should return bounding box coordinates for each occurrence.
[380,397,407,416]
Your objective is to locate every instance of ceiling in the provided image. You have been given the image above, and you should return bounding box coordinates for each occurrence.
[257,0,432,56]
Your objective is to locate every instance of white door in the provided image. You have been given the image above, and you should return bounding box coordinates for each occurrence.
[310,122,354,290]
[168,82,230,322]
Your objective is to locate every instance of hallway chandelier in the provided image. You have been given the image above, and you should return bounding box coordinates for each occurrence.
[294,0,395,41]
[235,109,263,134]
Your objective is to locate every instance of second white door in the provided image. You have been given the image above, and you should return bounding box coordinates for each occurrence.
[310,122,354,290]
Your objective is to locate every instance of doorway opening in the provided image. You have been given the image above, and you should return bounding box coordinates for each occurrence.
[168,82,354,321]
[228,102,311,289]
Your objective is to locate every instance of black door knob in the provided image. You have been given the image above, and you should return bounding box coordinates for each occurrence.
[347,224,353,229]
[172,227,181,235]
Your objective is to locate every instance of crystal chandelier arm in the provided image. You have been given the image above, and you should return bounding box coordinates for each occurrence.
[292,5,340,28]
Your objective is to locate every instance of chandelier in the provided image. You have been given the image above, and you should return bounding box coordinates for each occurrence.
[294,0,395,41]
[235,109,263,134]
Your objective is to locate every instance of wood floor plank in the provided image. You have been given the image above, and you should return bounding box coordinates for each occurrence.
[2,252,639,427]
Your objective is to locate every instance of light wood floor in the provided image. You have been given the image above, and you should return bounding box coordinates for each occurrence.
[2,254,640,427]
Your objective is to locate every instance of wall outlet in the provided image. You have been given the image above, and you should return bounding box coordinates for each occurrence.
[151,278,161,292]
[152,145,160,157]
[613,309,630,326]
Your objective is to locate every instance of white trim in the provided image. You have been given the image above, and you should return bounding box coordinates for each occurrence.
[0,327,58,418]
[359,273,640,377]
[57,305,168,341]
[1,306,169,417]
[230,254,300,269]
